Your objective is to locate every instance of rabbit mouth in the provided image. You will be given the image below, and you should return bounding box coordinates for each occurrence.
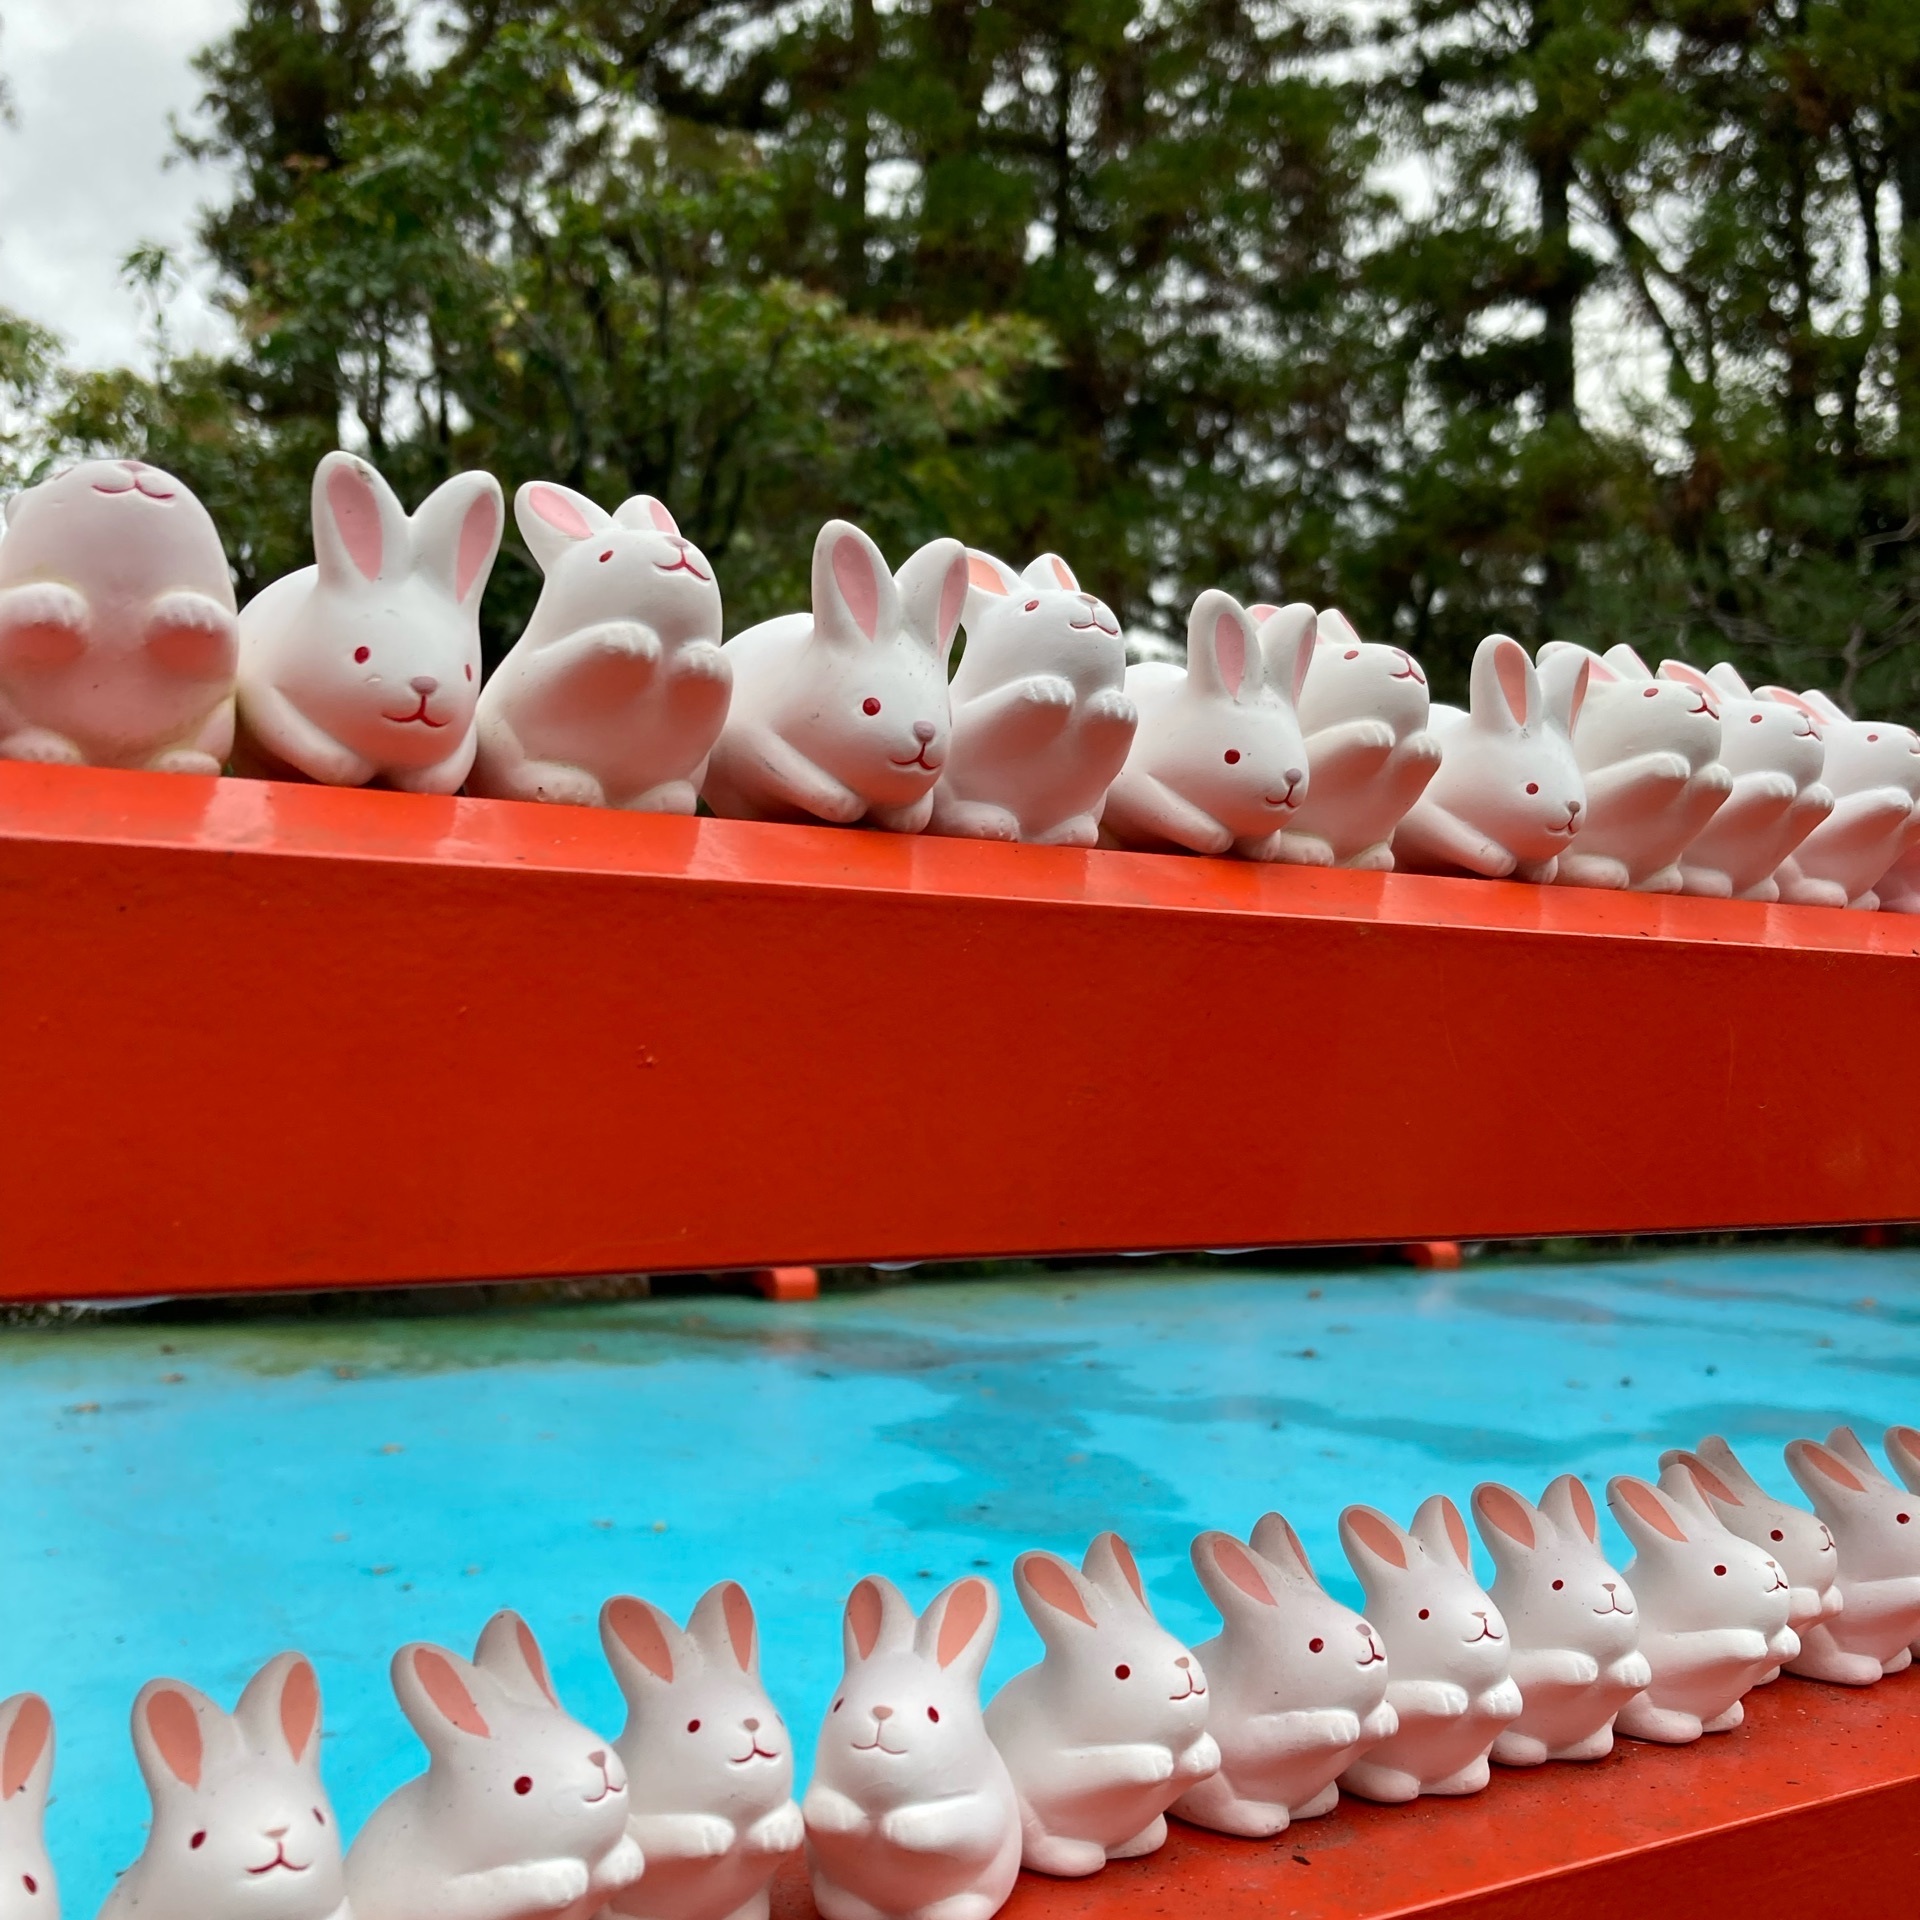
[656,555,712,583]
[1069,615,1120,636]
[246,1849,309,1876]
[384,697,449,728]
[1593,1599,1634,1617]
[1390,655,1424,683]
[851,1734,909,1757]
[1169,1680,1206,1702]
[1685,697,1716,718]
[1262,793,1298,811]
[91,474,177,504]
[1356,1647,1387,1668]
[731,1743,782,1765]
[891,749,942,772]
[1464,1624,1503,1644]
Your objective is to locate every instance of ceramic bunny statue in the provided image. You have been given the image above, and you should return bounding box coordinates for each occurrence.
[1267,607,1441,869]
[346,1611,642,1920]
[984,1532,1217,1875]
[0,1694,55,1920]
[702,522,968,832]
[1533,643,1730,892]
[1781,1431,1920,1683]
[1755,689,1920,908]
[470,485,729,811]
[1471,1478,1648,1764]
[1657,1439,1842,1681]
[1100,592,1322,862]
[928,552,1137,845]
[1605,1474,1796,1742]
[1334,1498,1520,1801]
[1656,664,1833,898]
[1880,1426,1920,1653]
[98,1654,346,1920]
[1391,635,1587,883]
[0,459,237,773]
[598,1582,803,1920]
[1172,1516,1394,1838]
[803,1575,1020,1920]
[236,452,502,791]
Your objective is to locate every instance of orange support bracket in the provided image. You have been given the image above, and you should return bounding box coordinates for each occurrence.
[1,761,1918,1301]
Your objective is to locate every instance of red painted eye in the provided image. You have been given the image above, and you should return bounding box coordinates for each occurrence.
[1418,1609,1430,1620]
[1224,749,1241,765]
[1552,1579,1564,1590]
[1344,649,1360,661]
[1900,1514,1912,1524]
[927,1706,940,1722]
[687,1718,701,1732]
[1750,712,1763,723]
[22,1876,36,1893]
[1642,686,1658,698]
[600,550,614,563]
[465,664,474,682]
[1868,733,1880,742]
[1713,1565,1727,1577]
[862,697,881,716]
[515,1775,533,1794]
[1308,1637,1324,1653]
[354,646,370,664]
[1024,599,1040,612]
[314,1807,325,1825]
[1525,782,1539,795]
[1771,1529,1784,1541]
[832,1699,843,1712]
[190,1833,206,1850]
[1114,1664,1131,1680]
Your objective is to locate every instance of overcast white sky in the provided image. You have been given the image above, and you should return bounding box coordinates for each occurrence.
[0,0,242,367]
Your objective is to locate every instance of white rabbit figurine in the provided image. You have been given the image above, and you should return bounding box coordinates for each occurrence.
[1657,1439,1842,1681]
[1172,1515,1394,1838]
[346,1611,642,1920]
[702,521,968,832]
[803,1575,1020,1920]
[1656,664,1833,898]
[1880,1425,1920,1654]
[0,1694,55,1920]
[1267,607,1441,869]
[1534,642,1731,892]
[98,1654,346,1920]
[1391,635,1587,883]
[1334,1498,1520,1801]
[470,485,729,811]
[1781,1431,1920,1683]
[1099,591,1322,862]
[236,451,502,792]
[1606,1473,1796,1742]
[598,1582,802,1920]
[0,459,237,774]
[984,1532,1218,1875]
[1755,688,1920,908]
[1471,1478,1648,1764]
[928,552,1137,845]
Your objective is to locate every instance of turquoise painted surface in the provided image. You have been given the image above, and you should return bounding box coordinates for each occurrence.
[6,1251,1918,1914]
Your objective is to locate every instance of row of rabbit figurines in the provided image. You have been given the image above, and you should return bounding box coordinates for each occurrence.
[5,1426,1920,1920]
[3,452,1917,911]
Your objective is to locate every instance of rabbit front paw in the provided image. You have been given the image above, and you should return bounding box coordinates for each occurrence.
[0,727,85,764]
[1479,1677,1524,1719]
[497,1857,592,1910]
[668,638,727,680]
[590,1834,647,1893]
[802,1783,870,1837]
[582,622,663,669]
[1175,1732,1221,1779]
[1081,688,1136,729]
[744,1800,805,1855]
[145,591,239,676]
[1019,674,1077,710]
[0,581,90,662]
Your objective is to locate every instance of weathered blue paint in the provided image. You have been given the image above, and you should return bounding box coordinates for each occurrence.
[5,1250,1916,1914]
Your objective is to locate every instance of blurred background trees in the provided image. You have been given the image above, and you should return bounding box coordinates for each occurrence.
[5,0,1920,713]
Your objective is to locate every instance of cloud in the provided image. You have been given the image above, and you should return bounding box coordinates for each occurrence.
[0,0,241,368]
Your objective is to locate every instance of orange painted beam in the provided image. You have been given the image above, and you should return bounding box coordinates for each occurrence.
[767,1672,1920,1920]
[1,761,1918,1300]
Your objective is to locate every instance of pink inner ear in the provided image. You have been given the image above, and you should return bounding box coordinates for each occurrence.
[939,556,969,641]
[833,537,881,639]
[1049,556,1078,591]
[848,1580,885,1660]
[1588,658,1619,683]
[1440,1498,1472,1567]
[1494,643,1531,725]
[514,1619,557,1703]
[146,1690,203,1788]
[414,1649,490,1738]
[1476,1486,1535,1548]
[3,1697,50,1798]
[607,1598,675,1682]
[326,465,385,582]
[721,1583,756,1671]
[937,1581,989,1668]
[1566,657,1590,729]
[968,555,1011,595]
[1024,1557,1095,1626]
[1107,1535,1147,1605]
[1687,1459,1741,1505]
[527,486,592,539]
[1805,1444,1866,1491]
[1347,1510,1408,1570]
[1247,604,1280,624]
[1214,1538,1276,1605]
[280,1660,319,1761]
[1890,1426,1920,1465]
[1664,662,1709,693]
[1565,1478,1599,1542]
[1619,1479,1687,1542]
[456,493,499,602]
[646,497,679,535]
[1213,611,1247,695]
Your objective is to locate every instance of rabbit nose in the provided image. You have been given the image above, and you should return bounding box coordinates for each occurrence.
[410,675,439,695]
[913,720,936,743]
[1175,1656,1191,1669]
[1284,768,1303,790]
[871,1704,894,1721]
[588,1749,606,1765]
[1603,1581,1617,1590]
[744,1716,760,1732]
[265,1825,289,1839]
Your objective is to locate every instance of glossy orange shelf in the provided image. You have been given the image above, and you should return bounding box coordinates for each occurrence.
[768,1671,1920,1920]
[2,760,1918,1300]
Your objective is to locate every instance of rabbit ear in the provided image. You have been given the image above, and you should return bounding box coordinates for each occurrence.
[687,1581,760,1675]
[1411,1494,1476,1575]
[1470,634,1538,735]
[1658,1459,1721,1526]
[1603,643,1653,681]
[1535,644,1591,732]
[1885,1425,1920,1489]
[1798,688,1849,724]
[1706,662,1753,700]
[1690,1436,1767,1503]
[1082,1532,1154,1614]
[614,495,681,537]
[812,520,900,647]
[1471,1483,1539,1557]
[514,481,613,572]
[0,1695,52,1808]
[412,470,504,607]
[601,1594,686,1691]
[393,1645,494,1749]
[1248,1511,1319,1584]
[1664,1450,1745,1511]
[895,537,971,665]
[233,1653,321,1768]
[1659,660,1718,701]
[1787,1438,1872,1504]
[1538,1474,1602,1544]
[1340,1505,1414,1581]
[1825,1426,1885,1481]
[1191,1532,1284,1620]
[1256,602,1317,695]
[843,1575,916,1666]
[915,1575,998,1684]
[1184,591,1264,704]
[1608,1475,1690,1548]
[312,452,411,592]
[1015,1552,1100,1634]
[1758,686,1828,728]
[132,1680,236,1797]
[1022,553,1080,594]
[473,1610,560,1708]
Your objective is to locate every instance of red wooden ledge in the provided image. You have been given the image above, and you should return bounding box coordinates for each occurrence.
[2,761,1918,1299]
[771,1671,1920,1919]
